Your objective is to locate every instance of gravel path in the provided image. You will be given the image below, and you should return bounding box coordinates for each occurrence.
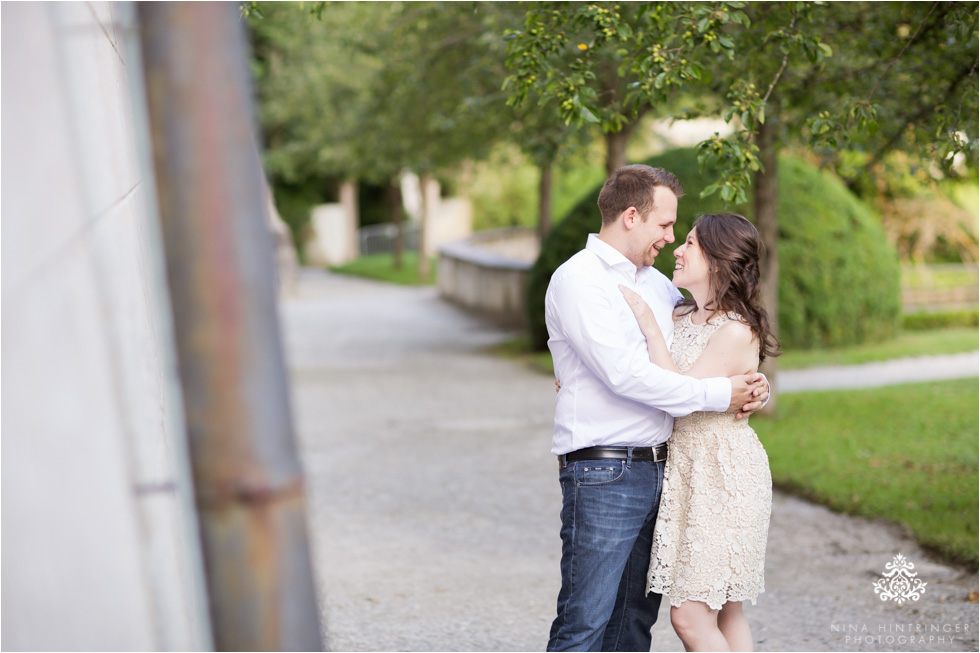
[280,269,978,652]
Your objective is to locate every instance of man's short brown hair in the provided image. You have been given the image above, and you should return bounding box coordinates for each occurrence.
[597,165,684,225]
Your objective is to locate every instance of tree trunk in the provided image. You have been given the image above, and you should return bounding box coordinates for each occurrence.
[754,118,780,413]
[340,179,359,264]
[387,180,405,269]
[604,114,644,176]
[537,160,553,241]
[605,130,630,176]
[418,172,435,283]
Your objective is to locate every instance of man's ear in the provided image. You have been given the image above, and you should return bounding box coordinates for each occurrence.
[622,207,638,230]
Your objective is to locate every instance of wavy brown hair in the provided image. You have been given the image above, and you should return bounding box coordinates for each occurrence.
[677,212,781,363]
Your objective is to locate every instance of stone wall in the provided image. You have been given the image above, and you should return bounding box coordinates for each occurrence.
[437,227,539,327]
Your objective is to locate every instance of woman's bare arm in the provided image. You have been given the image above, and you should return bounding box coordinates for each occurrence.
[619,285,679,372]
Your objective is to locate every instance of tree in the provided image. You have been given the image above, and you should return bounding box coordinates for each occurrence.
[246,2,383,253]
[353,3,596,256]
[251,2,571,274]
[504,3,807,177]
[506,1,978,406]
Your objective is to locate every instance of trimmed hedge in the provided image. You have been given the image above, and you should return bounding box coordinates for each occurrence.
[526,148,902,350]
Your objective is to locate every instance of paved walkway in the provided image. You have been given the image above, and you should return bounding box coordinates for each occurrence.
[779,352,978,393]
[280,270,978,652]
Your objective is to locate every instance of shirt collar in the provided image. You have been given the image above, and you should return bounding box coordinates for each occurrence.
[586,233,654,283]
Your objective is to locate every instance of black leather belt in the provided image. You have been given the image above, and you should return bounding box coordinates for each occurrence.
[559,444,668,469]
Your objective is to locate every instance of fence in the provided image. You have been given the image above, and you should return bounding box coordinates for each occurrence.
[358,222,420,256]
[901,263,979,312]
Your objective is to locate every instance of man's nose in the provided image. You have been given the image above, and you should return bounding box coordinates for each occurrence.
[665,228,675,243]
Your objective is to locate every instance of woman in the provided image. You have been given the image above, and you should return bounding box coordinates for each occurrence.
[619,212,779,651]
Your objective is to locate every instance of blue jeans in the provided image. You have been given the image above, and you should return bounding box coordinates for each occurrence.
[548,452,665,652]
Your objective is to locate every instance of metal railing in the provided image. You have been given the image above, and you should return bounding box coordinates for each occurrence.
[358,222,419,256]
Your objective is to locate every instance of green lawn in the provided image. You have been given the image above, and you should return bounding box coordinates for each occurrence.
[329,252,436,286]
[902,266,979,290]
[752,378,979,566]
[777,327,978,369]
[489,335,557,376]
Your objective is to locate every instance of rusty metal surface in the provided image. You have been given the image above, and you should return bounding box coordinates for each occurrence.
[137,3,322,649]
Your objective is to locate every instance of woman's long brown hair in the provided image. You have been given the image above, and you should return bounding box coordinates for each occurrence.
[676,213,781,363]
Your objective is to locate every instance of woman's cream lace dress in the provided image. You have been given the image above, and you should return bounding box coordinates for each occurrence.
[647,312,772,610]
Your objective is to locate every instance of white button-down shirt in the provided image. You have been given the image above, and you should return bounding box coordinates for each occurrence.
[546,234,732,455]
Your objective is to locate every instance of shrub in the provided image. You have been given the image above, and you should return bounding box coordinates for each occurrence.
[526,148,902,350]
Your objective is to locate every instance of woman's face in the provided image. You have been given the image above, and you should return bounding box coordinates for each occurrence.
[671,227,711,290]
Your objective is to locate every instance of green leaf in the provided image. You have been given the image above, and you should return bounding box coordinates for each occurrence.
[580,105,600,123]
[700,183,720,199]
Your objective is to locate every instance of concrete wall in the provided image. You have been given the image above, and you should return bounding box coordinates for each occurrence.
[306,181,360,267]
[437,227,538,327]
[426,196,474,258]
[1,3,210,650]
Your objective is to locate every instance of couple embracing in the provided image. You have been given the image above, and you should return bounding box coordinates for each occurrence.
[545,165,779,652]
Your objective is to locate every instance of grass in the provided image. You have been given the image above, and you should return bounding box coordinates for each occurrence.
[494,327,978,376]
[751,378,979,566]
[902,266,979,290]
[330,252,436,286]
[490,335,556,376]
[776,327,978,369]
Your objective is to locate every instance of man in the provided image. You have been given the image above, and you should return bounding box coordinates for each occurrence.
[545,165,769,652]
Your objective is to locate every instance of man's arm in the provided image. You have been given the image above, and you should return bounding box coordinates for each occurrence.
[548,272,731,417]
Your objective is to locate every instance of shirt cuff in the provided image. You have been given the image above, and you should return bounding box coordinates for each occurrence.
[703,376,732,413]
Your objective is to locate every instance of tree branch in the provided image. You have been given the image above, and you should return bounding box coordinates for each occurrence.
[762,15,796,103]
[866,57,976,169]
[867,1,939,102]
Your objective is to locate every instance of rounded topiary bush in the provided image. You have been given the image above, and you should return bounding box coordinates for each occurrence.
[526,147,901,351]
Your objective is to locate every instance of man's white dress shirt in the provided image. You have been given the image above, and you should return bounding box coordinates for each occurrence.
[546,234,732,455]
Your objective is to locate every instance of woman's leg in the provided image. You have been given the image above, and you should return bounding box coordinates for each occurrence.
[670,601,729,652]
[718,601,753,652]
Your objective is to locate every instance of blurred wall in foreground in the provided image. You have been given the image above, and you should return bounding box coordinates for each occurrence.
[1,3,210,650]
